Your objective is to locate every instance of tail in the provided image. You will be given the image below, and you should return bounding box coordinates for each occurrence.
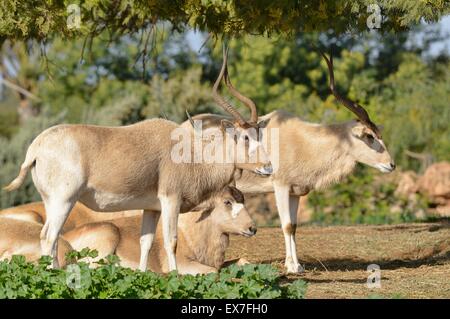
[3,147,37,192]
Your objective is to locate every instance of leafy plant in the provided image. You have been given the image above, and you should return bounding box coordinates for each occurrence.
[0,250,307,299]
[308,167,429,225]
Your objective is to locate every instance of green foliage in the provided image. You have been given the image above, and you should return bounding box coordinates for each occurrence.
[65,247,100,264]
[0,251,307,299]
[378,54,450,167]
[308,167,429,225]
[285,279,308,299]
[0,106,19,138]
[367,292,406,299]
[0,110,67,208]
[0,0,449,42]
[143,66,216,123]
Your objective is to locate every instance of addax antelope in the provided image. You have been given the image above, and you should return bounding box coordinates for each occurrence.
[0,217,119,267]
[112,185,256,274]
[3,46,272,271]
[0,201,141,232]
[182,51,395,273]
[0,186,255,274]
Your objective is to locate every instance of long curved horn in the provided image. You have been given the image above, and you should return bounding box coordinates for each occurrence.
[212,45,247,126]
[223,64,258,123]
[320,51,381,138]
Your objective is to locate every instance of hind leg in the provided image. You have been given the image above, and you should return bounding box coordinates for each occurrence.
[40,199,75,268]
[274,182,303,273]
[31,149,84,268]
[159,194,180,272]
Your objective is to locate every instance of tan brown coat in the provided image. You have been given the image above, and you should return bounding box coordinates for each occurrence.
[4,118,271,271]
[182,110,395,273]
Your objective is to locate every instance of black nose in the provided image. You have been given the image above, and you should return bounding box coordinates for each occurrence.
[249,226,257,235]
[390,163,396,170]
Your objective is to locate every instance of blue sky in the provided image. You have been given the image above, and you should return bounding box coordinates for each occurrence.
[429,15,450,55]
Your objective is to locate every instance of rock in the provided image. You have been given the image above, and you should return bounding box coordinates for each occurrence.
[433,204,450,217]
[395,171,418,196]
[415,161,450,218]
[417,162,450,199]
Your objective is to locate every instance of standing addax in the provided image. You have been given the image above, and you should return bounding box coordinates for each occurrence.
[3,46,272,271]
[182,51,395,273]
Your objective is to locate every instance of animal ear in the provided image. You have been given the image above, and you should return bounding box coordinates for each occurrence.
[192,202,214,222]
[190,201,214,214]
[227,185,245,203]
[257,118,270,129]
[221,119,235,133]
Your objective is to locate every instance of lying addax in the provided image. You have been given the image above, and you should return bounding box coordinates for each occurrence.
[0,186,255,274]
[103,185,255,274]
[182,51,396,273]
[0,201,140,232]
[0,217,119,267]
[3,47,272,271]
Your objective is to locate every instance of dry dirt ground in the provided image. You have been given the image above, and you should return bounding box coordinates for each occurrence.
[225,222,450,299]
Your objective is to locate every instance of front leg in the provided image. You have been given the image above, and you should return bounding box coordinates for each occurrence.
[139,210,160,271]
[273,182,304,273]
[158,194,180,272]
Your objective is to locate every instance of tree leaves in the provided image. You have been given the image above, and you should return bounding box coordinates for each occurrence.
[1,0,449,42]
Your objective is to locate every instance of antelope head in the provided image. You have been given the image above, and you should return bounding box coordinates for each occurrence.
[212,45,272,176]
[321,52,395,173]
[193,185,257,237]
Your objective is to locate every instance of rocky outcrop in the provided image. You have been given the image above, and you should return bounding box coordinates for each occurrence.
[417,162,450,200]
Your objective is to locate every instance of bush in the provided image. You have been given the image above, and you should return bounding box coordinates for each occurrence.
[308,167,429,225]
[0,250,307,299]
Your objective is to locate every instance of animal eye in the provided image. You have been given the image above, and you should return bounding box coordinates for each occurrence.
[224,200,232,207]
[366,134,375,142]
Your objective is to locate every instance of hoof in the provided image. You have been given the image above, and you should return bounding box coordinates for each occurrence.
[285,262,305,274]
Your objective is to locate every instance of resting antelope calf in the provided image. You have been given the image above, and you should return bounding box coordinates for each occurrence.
[0,186,255,274]
[3,47,272,271]
[183,52,396,273]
